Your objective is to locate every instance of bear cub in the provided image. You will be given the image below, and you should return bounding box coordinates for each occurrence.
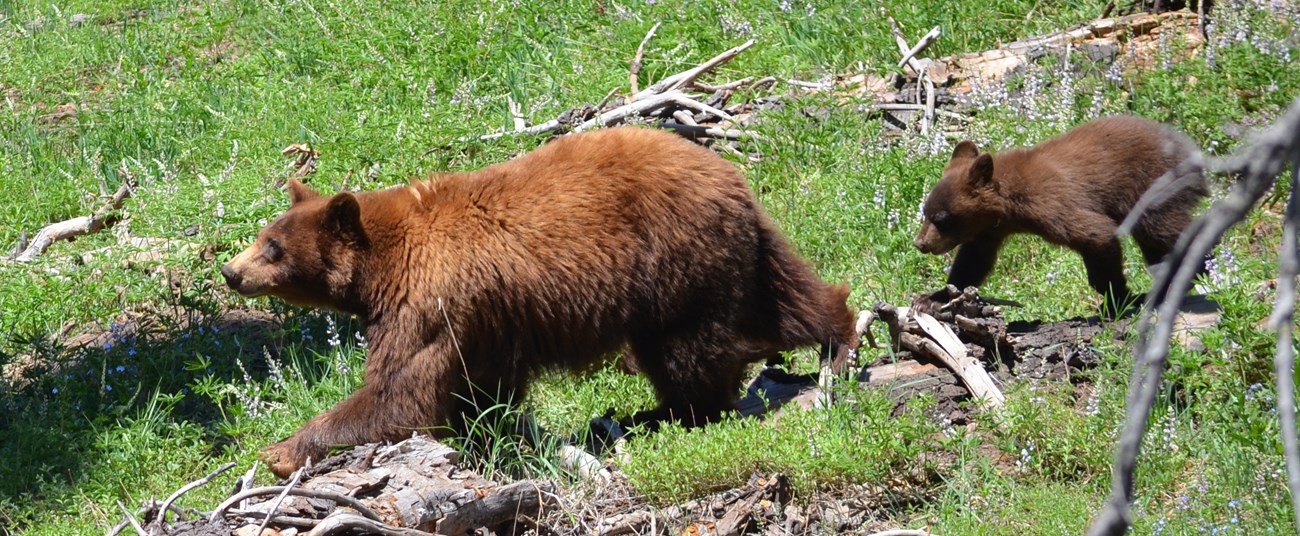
[222,127,859,477]
[914,115,1206,317]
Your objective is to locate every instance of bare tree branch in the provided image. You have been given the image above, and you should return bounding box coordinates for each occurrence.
[116,500,146,536]
[1088,96,1300,536]
[153,461,237,529]
[209,485,381,523]
[13,180,134,263]
[257,467,304,535]
[305,512,433,536]
[628,22,660,98]
[1272,163,1300,531]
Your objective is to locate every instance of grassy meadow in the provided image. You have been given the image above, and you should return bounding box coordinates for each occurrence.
[1,0,1298,533]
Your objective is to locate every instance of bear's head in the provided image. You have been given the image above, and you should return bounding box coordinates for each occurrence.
[221,180,368,311]
[914,140,1003,254]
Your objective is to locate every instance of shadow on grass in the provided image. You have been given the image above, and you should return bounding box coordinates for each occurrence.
[0,298,358,507]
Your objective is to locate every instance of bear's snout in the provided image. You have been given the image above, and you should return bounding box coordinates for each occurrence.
[220,264,243,289]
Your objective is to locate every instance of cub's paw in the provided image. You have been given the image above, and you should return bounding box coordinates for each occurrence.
[910,288,954,316]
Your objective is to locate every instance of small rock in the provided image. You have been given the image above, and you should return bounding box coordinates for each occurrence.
[69,13,91,27]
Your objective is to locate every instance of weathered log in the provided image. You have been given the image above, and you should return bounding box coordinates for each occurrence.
[13,180,134,263]
[210,435,556,536]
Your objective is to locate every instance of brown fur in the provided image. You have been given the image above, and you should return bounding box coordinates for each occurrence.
[914,116,1206,316]
[222,127,858,477]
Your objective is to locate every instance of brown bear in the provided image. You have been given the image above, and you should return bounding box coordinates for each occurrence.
[914,115,1206,317]
[221,127,859,477]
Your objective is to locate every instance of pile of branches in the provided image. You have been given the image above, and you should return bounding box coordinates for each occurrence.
[466,28,772,154]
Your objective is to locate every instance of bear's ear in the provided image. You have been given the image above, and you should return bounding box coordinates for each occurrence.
[287,179,321,205]
[326,192,365,243]
[968,153,995,189]
[952,141,980,160]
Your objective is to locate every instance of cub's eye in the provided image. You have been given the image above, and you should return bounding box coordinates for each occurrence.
[263,238,284,262]
[931,211,956,231]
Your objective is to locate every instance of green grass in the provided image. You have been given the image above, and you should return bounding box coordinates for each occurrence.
[1,0,1298,533]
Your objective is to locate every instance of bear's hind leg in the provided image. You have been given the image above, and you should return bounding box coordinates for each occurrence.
[1079,238,1135,319]
[1132,208,1208,303]
[623,322,749,430]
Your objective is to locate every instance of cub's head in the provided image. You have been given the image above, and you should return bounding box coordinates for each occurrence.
[914,141,1002,254]
[221,180,367,310]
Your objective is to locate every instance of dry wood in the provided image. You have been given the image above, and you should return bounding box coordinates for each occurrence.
[210,485,382,522]
[256,467,304,535]
[913,312,1005,407]
[671,109,697,125]
[507,95,526,131]
[632,39,755,102]
[13,180,134,263]
[628,22,660,98]
[155,461,237,528]
[691,76,753,92]
[276,142,319,189]
[897,26,941,69]
[116,500,146,536]
[432,480,556,536]
[669,93,732,121]
[573,90,683,132]
[557,444,615,483]
[306,512,431,536]
[885,15,940,135]
[106,463,234,536]
[595,511,652,536]
[1274,163,1300,533]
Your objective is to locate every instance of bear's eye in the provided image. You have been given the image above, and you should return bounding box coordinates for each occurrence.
[263,238,283,263]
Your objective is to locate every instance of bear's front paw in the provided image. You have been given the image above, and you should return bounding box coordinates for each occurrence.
[259,436,323,478]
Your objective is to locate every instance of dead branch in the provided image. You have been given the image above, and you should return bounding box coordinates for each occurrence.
[432,480,557,536]
[628,22,660,98]
[256,467,304,535]
[632,39,755,102]
[275,143,319,189]
[558,444,615,483]
[867,530,939,536]
[691,76,753,92]
[209,485,381,522]
[870,299,1006,408]
[153,461,236,529]
[1274,162,1300,533]
[12,180,134,263]
[306,512,432,536]
[668,93,732,121]
[1087,97,1300,536]
[897,26,942,69]
[914,312,1005,407]
[885,14,940,135]
[573,90,684,132]
[507,95,526,131]
[116,500,146,536]
[595,86,620,110]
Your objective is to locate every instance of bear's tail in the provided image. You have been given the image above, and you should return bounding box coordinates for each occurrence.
[756,218,859,372]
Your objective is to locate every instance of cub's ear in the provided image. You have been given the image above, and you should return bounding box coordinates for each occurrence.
[952,141,980,160]
[326,193,365,243]
[287,179,320,205]
[968,153,995,188]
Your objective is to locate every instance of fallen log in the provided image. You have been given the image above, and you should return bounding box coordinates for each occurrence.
[143,435,556,535]
[11,179,135,263]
